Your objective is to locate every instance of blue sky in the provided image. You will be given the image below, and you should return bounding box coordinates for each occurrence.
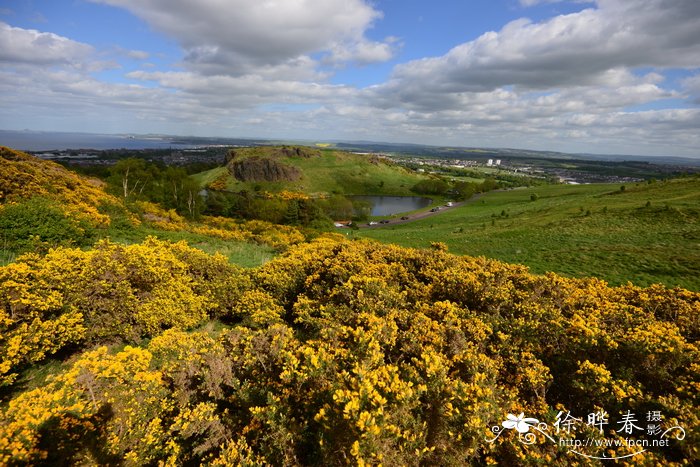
[1,0,699,156]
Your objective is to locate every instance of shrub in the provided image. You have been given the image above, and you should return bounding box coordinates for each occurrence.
[0,197,95,253]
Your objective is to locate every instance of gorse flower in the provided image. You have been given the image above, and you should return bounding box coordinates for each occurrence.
[0,234,698,465]
[502,413,539,433]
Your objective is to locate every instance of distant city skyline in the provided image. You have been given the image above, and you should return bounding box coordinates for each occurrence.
[1,0,699,157]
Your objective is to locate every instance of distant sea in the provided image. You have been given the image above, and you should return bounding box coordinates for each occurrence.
[0,130,194,151]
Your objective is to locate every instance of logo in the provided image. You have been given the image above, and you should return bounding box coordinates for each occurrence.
[486,410,686,460]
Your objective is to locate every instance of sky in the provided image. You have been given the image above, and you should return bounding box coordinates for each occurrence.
[0,0,699,157]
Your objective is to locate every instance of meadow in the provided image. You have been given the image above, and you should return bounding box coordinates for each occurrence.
[359,178,700,290]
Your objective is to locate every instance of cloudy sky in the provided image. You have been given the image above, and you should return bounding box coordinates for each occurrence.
[1,0,699,156]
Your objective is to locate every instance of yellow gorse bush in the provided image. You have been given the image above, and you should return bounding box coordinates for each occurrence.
[0,236,697,465]
[0,237,248,385]
[0,146,120,227]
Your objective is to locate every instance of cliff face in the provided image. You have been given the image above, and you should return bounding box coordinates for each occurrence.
[225,146,321,165]
[227,156,302,182]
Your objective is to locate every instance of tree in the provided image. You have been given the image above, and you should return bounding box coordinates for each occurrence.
[324,195,355,220]
[283,200,300,225]
[107,158,158,200]
[454,181,476,201]
[479,177,498,192]
[158,167,203,219]
[412,178,449,195]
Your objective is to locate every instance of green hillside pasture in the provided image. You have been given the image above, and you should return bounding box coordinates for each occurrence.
[191,166,227,187]
[359,178,700,290]
[194,150,432,197]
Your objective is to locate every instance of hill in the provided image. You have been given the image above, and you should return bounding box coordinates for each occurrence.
[194,146,434,197]
[0,145,698,464]
[0,146,120,227]
[0,237,697,464]
[359,178,700,290]
[0,147,304,267]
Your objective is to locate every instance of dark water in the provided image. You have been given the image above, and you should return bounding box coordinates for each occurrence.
[350,195,431,216]
[0,130,193,151]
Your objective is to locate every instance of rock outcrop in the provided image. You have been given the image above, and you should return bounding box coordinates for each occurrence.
[227,156,302,182]
[225,146,321,165]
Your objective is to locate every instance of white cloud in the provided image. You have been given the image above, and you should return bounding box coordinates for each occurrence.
[380,0,700,107]
[323,0,699,156]
[519,0,594,7]
[90,0,395,74]
[519,0,562,6]
[328,39,396,65]
[126,69,357,108]
[0,21,93,66]
[126,49,149,60]
[0,1,698,157]
[682,73,700,103]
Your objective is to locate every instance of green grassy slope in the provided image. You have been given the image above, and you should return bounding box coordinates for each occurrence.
[358,178,700,290]
[193,148,433,196]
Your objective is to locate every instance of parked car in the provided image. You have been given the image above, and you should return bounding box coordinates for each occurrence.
[368,221,378,226]
[379,219,390,224]
[400,216,409,220]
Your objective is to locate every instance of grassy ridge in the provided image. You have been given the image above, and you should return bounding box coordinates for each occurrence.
[359,178,700,290]
[194,149,432,196]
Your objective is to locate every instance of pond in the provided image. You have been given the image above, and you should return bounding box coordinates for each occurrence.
[350,195,432,217]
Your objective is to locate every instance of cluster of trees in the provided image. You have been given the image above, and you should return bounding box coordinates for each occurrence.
[106,158,203,219]
[1,237,697,464]
[204,191,330,228]
[204,191,374,227]
[411,176,500,200]
[96,148,392,226]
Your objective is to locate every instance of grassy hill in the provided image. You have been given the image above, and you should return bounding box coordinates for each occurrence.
[359,178,700,290]
[0,147,296,267]
[194,146,434,197]
[1,146,699,465]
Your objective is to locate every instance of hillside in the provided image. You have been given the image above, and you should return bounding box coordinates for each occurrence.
[194,146,434,197]
[0,147,304,267]
[0,146,698,464]
[359,178,700,290]
[0,237,697,465]
[0,146,121,227]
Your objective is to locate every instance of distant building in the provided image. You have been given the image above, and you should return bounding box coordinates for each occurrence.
[495,159,501,166]
[487,159,493,166]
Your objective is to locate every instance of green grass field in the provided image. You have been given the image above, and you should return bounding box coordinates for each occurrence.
[193,149,432,196]
[358,178,700,290]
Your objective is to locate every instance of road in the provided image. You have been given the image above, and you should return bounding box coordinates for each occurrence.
[360,193,486,229]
